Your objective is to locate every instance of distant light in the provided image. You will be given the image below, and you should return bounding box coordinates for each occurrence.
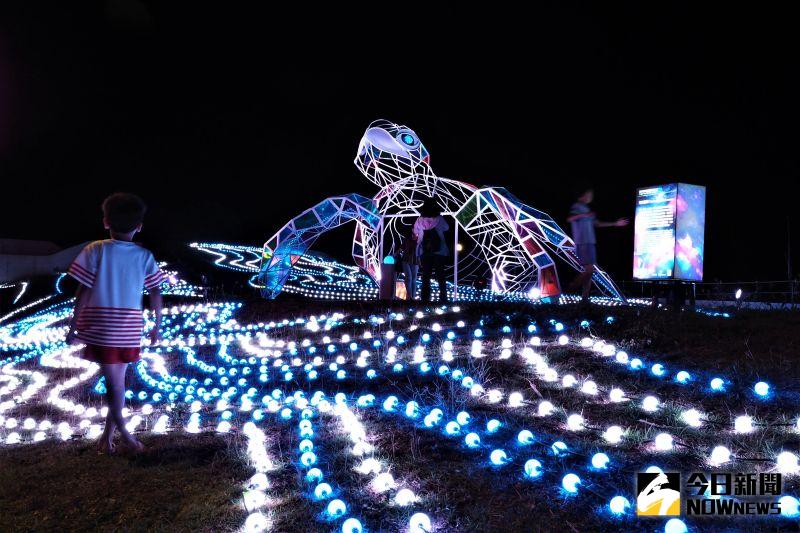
[326,499,346,518]
[664,518,687,533]
[654,433,673,451]
[409,512,431,532]
[517,430,535,445]
[383,255,395,265]
[566,414,584,431]
[528,287,541,299]
[524,459,543,478]
[754,381,770,397]
[776,451,800,474]
[342,518,363,533]
[735,288,742,299]
[734,415,753,434]
[709,446,731,466]
[609,496,630,515]
[779,495,799,517]
[642,396,660,412]
[456,243,464,252]
[394,488,416,506]
[591,452,610,469]
[562,473,581,493]
[604,425,624,444]
[490,449,509,465]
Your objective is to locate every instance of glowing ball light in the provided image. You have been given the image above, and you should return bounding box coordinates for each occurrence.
[552,441,568,456]
[326,499,347,518]
[508,392,524,407]
[517,430,535,445]
[524,459,543,478]
[445,421,461,435]
[776,451,800,474]
[664,518,687,533]
[250,472,269,491]
[754,381,770,397]
[604,425,624,444]
[608,495,630,515]
[409,513,431,533]
[465,432,481,448]
[300,451,317,466]
[591,452,610,469]
[680,409,703,428]
[581,381,598,395]
[704,445,731,467]
[487,419,501,433]
[646,465,664,474]
[675,371,691,383]
[558,335,568,345]
[395,488,416,506]
[779,495,800,517]
[562,473,581,493]
[490,449,509,465]
[372,472,395,492]
[243,511,269,533]
[734,415,753,434]
[456,411,471,425]
[651,364,665,377]
[243,489,267,510]
[710,377,725,391]
[654,433,674,451]
[566,414,584,431]
[342,517,363,533]
[642,396,660,413]
[562,374,577,388]
[306,468,323,482]
[538,401,554,416]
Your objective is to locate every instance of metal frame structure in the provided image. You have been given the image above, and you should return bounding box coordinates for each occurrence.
[259,119,625,301]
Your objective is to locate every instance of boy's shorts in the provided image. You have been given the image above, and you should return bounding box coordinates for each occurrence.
[82,344,140,364]
[576,243,597,266]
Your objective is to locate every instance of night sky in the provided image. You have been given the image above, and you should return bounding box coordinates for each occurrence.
[1,2,797,282]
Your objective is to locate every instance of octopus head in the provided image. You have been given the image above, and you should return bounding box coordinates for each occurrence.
[354,119,431,187]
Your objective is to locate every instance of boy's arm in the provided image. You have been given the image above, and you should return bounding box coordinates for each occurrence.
[594,218,629,228]
[566,211,595,223]
[66,284,90,344]
[147,288,163,344]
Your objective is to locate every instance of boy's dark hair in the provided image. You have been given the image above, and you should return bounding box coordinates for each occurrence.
[572,181,593,199]
[102,193,147,233]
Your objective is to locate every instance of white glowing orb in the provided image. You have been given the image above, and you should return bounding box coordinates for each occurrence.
[591,452,610,469]
[562,374,577,388]
[754,381,770,397]
[508,392,524,407]
[409,512,431,533]
[680,409,703,428]
[779,495,799,517]
[566,414,584,431]
[609,495,630,515]
[562,473,581,493]
[394,488,417,506]
[538,401,554,417]
[524,459,542,478]
[709,446,731,466]
[604,425,624,444]
[517,430,535,445]
[558,335,569,345]
[372,472,396,492]
[734,415,753,434]
[327,499,346,518]
[609,388,625,403]
[342,518,363,533]
[490,449,509,465]
[581,381,598,395]
[641,396,660,412]
[654,433,673,451]
[243,512,269,533]
[776,451,800,474]
[664,518,687,533]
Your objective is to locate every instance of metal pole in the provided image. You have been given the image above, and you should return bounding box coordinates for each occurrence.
[453,222,459,301]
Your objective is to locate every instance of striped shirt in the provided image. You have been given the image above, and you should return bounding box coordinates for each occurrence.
[68,239,166,348]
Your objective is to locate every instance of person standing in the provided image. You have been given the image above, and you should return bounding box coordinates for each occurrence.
[567,186,628,302]
[399,226,420,300]
[413,197,450,303]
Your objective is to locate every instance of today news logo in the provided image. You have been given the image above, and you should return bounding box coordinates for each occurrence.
[636,471,783,517]
[637,472,681,516]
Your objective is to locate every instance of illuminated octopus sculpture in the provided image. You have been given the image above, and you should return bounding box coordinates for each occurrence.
[259,120,624,301]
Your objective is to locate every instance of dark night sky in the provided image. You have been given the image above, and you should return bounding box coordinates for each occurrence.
[1,2,798,282]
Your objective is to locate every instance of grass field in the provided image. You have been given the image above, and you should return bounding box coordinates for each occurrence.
[1,300,798,532]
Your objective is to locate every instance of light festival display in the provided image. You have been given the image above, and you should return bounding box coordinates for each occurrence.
[1,284,798,531]
[259,120,626,302]
[633,183,706,281]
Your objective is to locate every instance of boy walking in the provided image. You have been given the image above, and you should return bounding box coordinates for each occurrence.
[66,193,165,454]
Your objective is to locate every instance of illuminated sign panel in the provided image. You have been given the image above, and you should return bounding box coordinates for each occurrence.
[633,183,705,281]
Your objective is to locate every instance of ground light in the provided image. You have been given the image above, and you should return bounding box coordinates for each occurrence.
[608,496,630,515]
[562,473,581,493]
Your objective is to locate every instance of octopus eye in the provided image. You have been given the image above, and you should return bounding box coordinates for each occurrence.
[397,131,418,147]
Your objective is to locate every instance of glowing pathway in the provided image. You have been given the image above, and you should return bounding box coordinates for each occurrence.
[0,297,798,532]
